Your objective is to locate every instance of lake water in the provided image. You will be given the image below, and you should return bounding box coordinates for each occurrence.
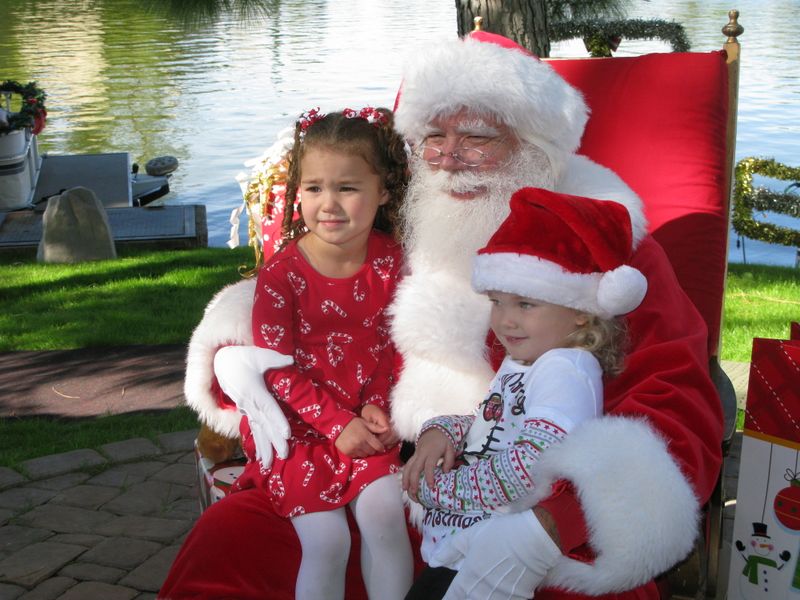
[2,0,798,266]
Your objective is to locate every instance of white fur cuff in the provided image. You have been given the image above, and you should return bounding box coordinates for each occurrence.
[184,278,256,437]
[532,416,700,594]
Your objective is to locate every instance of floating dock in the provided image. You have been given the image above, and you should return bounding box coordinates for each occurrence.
[0,204,207,254]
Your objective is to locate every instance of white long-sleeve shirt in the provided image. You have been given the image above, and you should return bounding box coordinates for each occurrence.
[418,348,603,568]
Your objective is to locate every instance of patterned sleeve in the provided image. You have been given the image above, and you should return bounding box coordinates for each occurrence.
[416,354,600,513]
[419,414,475,450]
[252,261,356,441]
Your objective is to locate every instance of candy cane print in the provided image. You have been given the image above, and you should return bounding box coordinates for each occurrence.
[368,343,382,362]
[353,280,366,302]
[297,403,322,419]
[287,506,306,518]
[325,379,351,400]
[320,482,344,504]
[321,299,348,318]
[355,363,368,385]
[262,284,285,309]
[259,324,285,348]
[273,377,291,402]
[372,256,394,280]
[326,332,353,367]
[349,459,367,481]
[268,473,285,498]
[287,271,307,295]
[294,349,317,371]
[301,461,315,487]
[324,454,347,475]
[362,307,384,328]
[296,309,312,334]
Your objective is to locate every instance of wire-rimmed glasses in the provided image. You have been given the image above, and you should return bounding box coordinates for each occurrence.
[418,137,506,167]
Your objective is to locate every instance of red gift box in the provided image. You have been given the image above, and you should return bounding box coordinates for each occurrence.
[728,322,800,599]
[742,326,800,445]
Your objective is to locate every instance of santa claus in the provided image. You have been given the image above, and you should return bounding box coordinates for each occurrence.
[162,31,723,599]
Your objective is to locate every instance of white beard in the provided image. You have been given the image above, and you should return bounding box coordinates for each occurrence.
[389,145,555,440]
[400,146,554,277]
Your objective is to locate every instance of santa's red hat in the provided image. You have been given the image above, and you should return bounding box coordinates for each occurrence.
[394,31,588,177]
[472,187,647,318]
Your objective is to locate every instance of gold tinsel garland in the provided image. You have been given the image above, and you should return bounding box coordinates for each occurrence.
[237,134,293,277]
[733,157,800,248]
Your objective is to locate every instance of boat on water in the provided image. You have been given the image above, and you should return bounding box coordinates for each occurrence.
[0,82,206,253]
[1,81,176,211]
[0,127,177,212]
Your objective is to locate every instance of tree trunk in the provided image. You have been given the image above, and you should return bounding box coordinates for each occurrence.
[455,0,550,57]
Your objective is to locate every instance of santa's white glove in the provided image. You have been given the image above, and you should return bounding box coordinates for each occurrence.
[441,510,562,600]
[213,346,293,469]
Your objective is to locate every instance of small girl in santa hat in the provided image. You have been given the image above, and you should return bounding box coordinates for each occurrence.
[402,186,649,599]
[233,107,413,600]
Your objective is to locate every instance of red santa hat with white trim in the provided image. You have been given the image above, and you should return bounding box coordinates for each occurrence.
[394,30,588,178]
[472,187,648,319]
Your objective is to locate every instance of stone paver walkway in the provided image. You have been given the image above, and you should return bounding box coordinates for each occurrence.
[0,429,199,600]
[0,360,752,600]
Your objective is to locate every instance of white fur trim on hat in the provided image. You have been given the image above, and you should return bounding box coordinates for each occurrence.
[395,36,588,164]
[472,252,647,318]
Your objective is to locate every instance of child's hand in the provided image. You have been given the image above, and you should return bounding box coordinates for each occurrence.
[402,428,456,502]
[335,417,385,457]
[361,404,401,448]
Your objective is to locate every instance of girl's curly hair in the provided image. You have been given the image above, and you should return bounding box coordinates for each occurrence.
[281,108,409,248]
[565,314,629,376]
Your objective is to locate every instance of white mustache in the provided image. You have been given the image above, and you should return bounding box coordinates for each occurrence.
[428,170,487,195]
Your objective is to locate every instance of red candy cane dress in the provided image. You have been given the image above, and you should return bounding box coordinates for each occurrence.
[234,230,403,517]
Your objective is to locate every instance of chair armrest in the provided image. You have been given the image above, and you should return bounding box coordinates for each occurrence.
[709,356,738,455]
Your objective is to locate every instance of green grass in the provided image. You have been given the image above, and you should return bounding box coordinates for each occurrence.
[0,246,254,469]
[721,263,800,362]
[0,246,253,350]
[0,248,797,469]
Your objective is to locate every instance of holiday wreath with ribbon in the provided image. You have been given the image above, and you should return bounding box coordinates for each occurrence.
[0,80,47,135]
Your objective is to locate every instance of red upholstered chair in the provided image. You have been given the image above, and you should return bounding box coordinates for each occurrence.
[545,12,742,600]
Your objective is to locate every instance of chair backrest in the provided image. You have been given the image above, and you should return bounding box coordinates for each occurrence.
[547,42,739,358]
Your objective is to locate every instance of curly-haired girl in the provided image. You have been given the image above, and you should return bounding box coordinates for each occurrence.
[237,107,413,600]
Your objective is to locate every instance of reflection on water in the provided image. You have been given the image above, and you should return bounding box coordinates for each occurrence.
[2,0,798,263]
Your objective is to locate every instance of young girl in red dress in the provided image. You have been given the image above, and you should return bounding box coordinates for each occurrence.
[236,107,413,600]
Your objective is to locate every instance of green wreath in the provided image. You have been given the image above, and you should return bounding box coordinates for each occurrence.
[0,80,47,135]
[732,157,800,248]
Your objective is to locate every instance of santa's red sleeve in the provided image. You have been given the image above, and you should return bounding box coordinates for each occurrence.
[528,235,723,594]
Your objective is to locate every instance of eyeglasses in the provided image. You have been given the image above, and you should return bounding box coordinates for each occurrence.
[418,137,506,167]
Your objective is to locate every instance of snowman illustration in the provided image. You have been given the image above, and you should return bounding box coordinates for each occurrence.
[736,521,792,598]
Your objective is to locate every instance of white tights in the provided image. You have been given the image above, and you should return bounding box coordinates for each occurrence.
[292,474,413,600]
